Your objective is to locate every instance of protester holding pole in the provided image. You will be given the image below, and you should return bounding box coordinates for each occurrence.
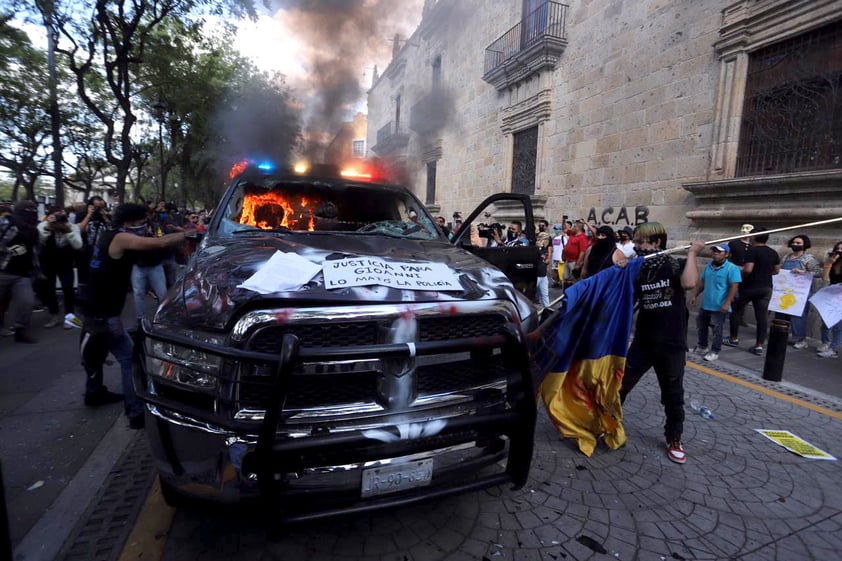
[619,223,704,464]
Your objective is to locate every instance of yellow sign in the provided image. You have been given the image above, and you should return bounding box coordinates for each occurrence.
[756,429,837,461]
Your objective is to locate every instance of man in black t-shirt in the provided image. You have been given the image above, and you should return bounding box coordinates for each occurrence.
[727,229,781,355]
[725,224,754,344]
[620,222,704,465]
[80,203,191,429]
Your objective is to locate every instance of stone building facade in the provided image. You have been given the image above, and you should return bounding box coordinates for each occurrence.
[366,0,842,250]
[325,112,368,165]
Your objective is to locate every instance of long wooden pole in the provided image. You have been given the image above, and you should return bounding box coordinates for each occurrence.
[546,216,842,308]
[647,216,842,258]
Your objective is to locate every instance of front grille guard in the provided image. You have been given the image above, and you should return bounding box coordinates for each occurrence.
[137,321,537,512]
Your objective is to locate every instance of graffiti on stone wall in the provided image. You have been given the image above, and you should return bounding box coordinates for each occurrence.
[585,206,649,226]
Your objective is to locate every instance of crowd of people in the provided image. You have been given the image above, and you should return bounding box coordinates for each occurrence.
[1,197,204,429]
[528,219,839,465]
[431,216,840,362]
[0,198,209,343]
[2,200,840,444]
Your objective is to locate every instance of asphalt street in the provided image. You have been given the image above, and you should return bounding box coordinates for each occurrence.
[2,289,841,561]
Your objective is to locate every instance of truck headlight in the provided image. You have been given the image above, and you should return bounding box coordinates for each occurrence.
[144,339,221,392]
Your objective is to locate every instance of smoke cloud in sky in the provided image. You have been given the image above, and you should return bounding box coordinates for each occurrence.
[261,0,424,157]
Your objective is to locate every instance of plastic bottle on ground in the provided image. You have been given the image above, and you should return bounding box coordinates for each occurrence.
[689,399,714,420]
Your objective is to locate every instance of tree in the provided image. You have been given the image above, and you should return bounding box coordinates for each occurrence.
[50,0,260,203]
[138,20,301,208]
[0,13,51,201]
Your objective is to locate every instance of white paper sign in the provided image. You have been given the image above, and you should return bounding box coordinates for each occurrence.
[323,256,462,291]
[756,429,837,461]
[237,251,322,294]
[809,284,842,329]
[768,269,814,316]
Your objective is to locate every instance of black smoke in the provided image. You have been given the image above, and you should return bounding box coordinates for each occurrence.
[267,0,423,159]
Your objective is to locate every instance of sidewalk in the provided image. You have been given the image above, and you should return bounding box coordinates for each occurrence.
[686,309,842,402]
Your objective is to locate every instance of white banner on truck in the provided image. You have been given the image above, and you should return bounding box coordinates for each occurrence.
[323,256,461,291]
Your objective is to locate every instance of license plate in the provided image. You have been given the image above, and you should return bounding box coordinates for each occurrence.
[361,458,434,498]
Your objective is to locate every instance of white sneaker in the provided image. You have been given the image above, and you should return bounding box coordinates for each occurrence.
[0,327,14,337]
[693,346,709,354]
[793,340,809,350]
[817,343,830,353]
[704,352,719,362]
[64,313,83,329]
[818,349,839,359]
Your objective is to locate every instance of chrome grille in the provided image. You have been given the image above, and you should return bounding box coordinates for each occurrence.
[415,359,507,395]
[232,302,518,418]
[249,321,379,351]
[418,315,507,341]
[248,314,507,354]
[239,372,379,410]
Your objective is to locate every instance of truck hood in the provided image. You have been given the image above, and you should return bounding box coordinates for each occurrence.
[154,234,532,330]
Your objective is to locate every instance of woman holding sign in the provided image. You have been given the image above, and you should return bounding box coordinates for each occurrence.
[817,241,842,359]
[777,235,823,349]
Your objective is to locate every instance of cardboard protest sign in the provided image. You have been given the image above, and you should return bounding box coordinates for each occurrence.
[809,283,842,329]
[769,270,813,316]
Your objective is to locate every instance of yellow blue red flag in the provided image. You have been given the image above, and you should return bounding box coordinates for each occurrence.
[535,259,643,456]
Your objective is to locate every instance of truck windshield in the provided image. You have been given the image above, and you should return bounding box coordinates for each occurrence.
[215,180,443,241]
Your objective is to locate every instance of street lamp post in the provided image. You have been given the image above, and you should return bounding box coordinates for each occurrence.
[152,99,167,202]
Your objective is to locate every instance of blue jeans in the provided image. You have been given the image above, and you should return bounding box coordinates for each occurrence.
[131,264,166,321]
[776,306,808,341]
[697,309,726,352]
[536,275,549,307]
[821,319,842,351]
[81,316,142,418]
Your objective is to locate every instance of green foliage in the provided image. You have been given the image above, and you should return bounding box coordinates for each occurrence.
[139,19,301,207]
[0,11,51,199]
[4,1,301,208]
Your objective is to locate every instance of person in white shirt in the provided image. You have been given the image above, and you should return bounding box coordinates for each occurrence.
[550,224,565,287]
[616,226,636,259]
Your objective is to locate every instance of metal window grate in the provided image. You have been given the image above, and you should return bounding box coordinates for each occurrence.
[512,126,539,195]
[736,20,842,176]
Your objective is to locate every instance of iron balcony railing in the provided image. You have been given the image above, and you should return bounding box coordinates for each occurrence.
[373,121,410,156]
[483,1,568,75]
[376,122,394,146]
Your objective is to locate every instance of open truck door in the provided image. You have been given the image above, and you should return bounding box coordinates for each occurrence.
[451,193,539,301]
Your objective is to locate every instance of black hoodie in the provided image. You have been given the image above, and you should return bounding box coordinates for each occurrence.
[0,203,40,277]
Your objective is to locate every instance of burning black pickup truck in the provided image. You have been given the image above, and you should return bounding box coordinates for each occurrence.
[136,161,541,522]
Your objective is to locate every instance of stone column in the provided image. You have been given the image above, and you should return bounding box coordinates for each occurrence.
[710,52,748,179]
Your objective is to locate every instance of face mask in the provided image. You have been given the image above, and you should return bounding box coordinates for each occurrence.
[790,244,804,251]
[635,247,659,257]
[124,224,148,235]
